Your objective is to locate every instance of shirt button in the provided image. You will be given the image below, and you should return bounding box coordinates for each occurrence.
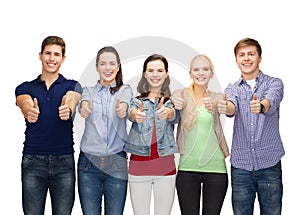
[159,140,163,144]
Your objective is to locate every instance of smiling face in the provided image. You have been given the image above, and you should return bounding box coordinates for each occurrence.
[189,56,213,88]
[96,51,120,87]
[144,59,169,93]
[235,45,261,80]
[39,44,65,75]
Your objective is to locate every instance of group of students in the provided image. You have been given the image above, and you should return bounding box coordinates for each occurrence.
[15,36,285,215]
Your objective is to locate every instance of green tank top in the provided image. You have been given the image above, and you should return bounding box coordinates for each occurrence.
[178,105,227,173]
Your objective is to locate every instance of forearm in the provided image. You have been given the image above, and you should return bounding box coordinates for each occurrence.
[65,91,82,113]
[16,95,33,116]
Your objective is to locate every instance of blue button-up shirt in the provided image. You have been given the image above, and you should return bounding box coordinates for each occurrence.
[225,71,285,171]
[79,82,133,156]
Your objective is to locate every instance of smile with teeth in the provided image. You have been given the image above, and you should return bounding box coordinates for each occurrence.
[104,72,113,76]
[150,78,161,83]
[195,76,206,81]
[47,62,56,67]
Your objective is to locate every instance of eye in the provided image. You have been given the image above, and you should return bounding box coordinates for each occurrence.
[110,62,117,66]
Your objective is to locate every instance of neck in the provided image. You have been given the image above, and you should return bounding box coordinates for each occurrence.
[193,84,207,97]
[242,69,260,81]
[41,72,59,89]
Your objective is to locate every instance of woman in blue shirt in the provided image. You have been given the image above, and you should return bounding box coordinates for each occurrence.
[77,46,133,215]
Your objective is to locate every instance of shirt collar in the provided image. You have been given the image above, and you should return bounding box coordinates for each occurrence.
[238,70,264,85]
[96,81,116,91]
[33,73,66,85]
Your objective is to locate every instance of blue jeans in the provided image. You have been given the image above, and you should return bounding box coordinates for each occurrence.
[231,161,283,215]
[78,151,128,215]
[22,154,75,215]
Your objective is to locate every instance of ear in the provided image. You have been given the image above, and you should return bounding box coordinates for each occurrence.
[189,71,193,79]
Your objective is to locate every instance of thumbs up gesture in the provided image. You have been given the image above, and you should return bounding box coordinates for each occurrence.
[203,90,214,113]
[135,101,146,123]
[157,97,169,120]
[59,95,72,120]
[115,98,128,118]
[80,99,92,118]
[250,93,260,114]
[217,93,227,114]
[27,98,40,123]
[171,89,186,110]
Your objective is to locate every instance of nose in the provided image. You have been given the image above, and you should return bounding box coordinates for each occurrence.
[105,64,112,70]
[49,53,55,61]
[153,70,159,76]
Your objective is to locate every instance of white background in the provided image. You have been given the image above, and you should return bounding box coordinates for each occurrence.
[1,0,298,214]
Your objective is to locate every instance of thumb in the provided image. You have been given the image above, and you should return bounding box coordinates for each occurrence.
[33,98,39,110]
[87,99,92,108]
[158,97,164,109]
[116,98,120,108]
[223,93,226,101]
[138,102,143,112]
[253,93,257,100]
[205,88,210,98]
[61,95,67,106]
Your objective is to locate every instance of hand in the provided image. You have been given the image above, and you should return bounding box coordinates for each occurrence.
[135,102,146,123]
[80,99,92,118]
[217,93,227,114]
[115,99,128,118]
[171,90,186,110]
[59,95,72,120]
[157,97,168,120]
[27,98,40,123]
[203,91,214,113]
[250,93,260,114]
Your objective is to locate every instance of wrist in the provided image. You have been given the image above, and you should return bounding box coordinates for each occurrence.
[260,103,266,113]
[68,108,73,119]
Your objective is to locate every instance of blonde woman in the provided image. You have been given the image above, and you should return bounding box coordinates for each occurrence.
[172,54,229,215]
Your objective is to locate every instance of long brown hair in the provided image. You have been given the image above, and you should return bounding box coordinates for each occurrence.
[136,54,171,99]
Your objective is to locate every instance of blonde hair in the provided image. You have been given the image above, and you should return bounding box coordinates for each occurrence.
[180,54,215,133]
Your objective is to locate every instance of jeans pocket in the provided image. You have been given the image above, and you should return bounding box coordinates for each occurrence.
[61,155,75,171]
[112,154,128,172]
[21,155,36,169]
[78,153,93,172]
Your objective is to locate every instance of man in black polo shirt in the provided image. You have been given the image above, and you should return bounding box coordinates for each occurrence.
[15,36,82,215]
